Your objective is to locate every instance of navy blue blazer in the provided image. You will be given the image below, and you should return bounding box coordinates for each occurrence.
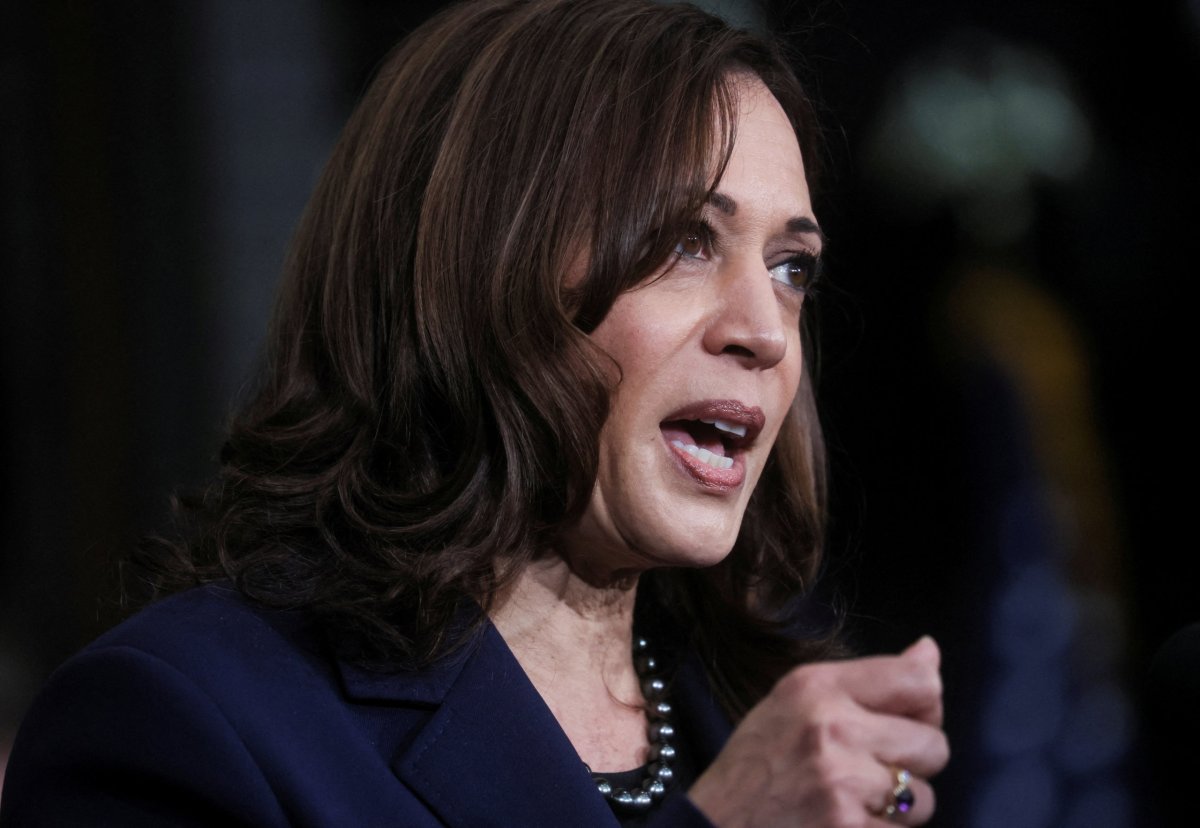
[1,585,726,826]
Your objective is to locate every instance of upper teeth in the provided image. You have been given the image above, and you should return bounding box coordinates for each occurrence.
[701,418,748,438]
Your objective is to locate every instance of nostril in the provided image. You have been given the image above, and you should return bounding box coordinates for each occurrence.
[722,344,756,359]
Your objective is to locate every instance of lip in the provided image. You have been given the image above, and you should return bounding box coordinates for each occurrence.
[659,400,766,490]
[661,400,766,444]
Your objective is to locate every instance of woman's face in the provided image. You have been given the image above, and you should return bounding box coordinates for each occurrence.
[563,76,821,582]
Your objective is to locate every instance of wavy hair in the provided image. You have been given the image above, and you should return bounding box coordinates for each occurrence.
[135,0,840,719]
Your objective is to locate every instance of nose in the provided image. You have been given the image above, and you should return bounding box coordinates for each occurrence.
[701,257,790,369]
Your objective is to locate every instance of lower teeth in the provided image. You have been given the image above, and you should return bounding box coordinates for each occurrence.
[671,440,734,470]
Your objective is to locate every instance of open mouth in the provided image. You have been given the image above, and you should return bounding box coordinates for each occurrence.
[658,401,765,485]
[660,418,749,470]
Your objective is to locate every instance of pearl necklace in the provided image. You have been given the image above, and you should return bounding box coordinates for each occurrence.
[589,637,676,813]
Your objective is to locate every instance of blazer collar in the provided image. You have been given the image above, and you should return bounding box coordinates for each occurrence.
[333,618,732,828]
[333,602,488,706]
[389,622,618,827]
[335,639,473,706]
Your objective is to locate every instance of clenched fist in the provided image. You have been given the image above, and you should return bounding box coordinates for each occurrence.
[689,637,949,827]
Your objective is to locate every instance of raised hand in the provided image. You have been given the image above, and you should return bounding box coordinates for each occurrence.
[688,637,949,827]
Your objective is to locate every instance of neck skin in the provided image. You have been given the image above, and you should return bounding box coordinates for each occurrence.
[490,554,650,771]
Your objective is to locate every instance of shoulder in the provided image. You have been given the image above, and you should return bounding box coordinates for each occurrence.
[59,584,346,739]
[86,584,331,696]
[0,586,303,825]
[0,586,445,826]
[96,583,312,658]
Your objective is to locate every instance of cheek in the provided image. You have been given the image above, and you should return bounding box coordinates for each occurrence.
[755,343,805,456]
[780,333,805,402]
[592,318,675,410]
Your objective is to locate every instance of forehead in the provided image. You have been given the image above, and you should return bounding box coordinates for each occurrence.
[715,75,814,231]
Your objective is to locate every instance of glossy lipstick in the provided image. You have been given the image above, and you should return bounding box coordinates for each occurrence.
[659,400,766,490]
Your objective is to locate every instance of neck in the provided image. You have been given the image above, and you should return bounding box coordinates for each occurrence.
[490,555,649,770]
[491,554,639,690]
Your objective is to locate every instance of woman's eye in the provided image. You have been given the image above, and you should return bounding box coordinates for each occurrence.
[674,227,709,259]
[768,254,818,292]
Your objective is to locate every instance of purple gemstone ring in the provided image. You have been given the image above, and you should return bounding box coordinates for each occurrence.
[883,768,916,820]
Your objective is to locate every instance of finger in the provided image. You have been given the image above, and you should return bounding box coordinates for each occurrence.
[865,766,937,826]
[819,640,943,725]
[862,710,951,779]
[901,636,940,669]
[801,701,948,779]
[892,638,942,727]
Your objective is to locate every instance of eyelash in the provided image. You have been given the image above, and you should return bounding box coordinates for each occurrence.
[674,222,821,295]
[769,251,821,294]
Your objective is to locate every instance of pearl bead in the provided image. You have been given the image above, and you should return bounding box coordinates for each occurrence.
[589,637,675,814]
[642,677,666,698]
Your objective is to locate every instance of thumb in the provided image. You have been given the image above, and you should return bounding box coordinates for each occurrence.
[901,636,943,726]
[903,635,940,667]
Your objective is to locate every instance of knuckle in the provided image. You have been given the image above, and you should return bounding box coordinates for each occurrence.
[768,666,866,758]
[778,662,831,699]
[800,703,857,753]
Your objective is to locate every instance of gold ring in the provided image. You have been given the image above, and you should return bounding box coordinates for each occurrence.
[883,768,915,819]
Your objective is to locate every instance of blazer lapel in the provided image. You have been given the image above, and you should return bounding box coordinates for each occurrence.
[333,619,734,828]
[389,623,618,828]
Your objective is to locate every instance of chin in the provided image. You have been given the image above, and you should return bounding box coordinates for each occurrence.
[560,489,747,581]
[615,497,750,574]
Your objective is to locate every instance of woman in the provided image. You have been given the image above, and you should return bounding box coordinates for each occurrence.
[1,0,948,825]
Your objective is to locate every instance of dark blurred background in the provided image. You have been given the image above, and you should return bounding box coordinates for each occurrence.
[2,1,1195,824]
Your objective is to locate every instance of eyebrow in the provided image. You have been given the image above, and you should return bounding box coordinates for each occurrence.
[706,191,825,244]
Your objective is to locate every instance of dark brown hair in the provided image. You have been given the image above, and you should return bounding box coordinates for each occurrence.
[137,0,839,718]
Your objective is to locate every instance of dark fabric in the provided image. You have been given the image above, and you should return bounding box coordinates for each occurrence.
[599,764,702,828]
[592,723,702,828]
[0,584,726,827]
